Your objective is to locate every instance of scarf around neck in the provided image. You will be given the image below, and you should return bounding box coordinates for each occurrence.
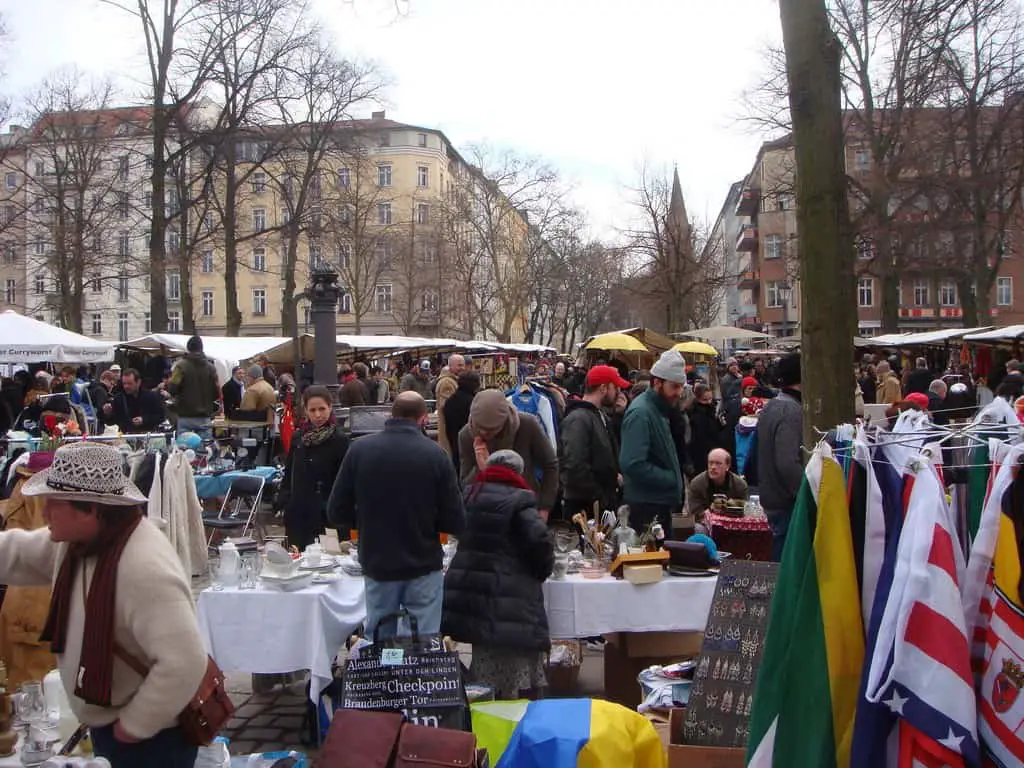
[302,418,337,447]
[476,464,533,491]
[40,509,143,707]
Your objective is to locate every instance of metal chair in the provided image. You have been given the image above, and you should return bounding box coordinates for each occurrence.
[203,474,266,546]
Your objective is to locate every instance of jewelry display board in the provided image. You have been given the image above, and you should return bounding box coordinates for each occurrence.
[682,559,779,748]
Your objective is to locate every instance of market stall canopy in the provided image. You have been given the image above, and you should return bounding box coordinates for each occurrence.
[677,325,771,342]
[0,310,116,363]
[584,332,649,352]
[119,333,316,365]
[964,325,1024,342]
[871,326,994,347]
[773,332,876,349]
[672,340,719,357]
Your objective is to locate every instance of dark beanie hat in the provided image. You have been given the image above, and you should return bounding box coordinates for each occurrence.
[186,335,203,353]
[775,353,801,388]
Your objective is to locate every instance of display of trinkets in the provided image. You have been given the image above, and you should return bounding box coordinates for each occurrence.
[683,559,779,749]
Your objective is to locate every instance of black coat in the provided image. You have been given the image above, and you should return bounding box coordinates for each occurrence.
[279,428,350,548]
[222,379,243,418]
[108,389,165,433]
[443,479,554,652]
[559,400,618,506]
[687,401,724,476]
[442,384,476,472]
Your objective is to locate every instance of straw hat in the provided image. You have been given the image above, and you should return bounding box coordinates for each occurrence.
[21,442,147,506]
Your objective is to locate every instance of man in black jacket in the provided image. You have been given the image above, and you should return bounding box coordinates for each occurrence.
[103,369,165,434]
[221,367,245,419]
[327,391,464,638]
[559,365,628,519]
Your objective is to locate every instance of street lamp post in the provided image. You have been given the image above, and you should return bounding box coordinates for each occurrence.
[779,283,793,338]
[308,263,342,385]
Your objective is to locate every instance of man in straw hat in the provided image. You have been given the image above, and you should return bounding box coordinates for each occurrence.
[0,442,206,766]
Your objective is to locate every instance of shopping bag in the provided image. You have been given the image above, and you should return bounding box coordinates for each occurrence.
[341,611,470,731]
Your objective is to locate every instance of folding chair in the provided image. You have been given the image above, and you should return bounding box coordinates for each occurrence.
[203,474,266,546]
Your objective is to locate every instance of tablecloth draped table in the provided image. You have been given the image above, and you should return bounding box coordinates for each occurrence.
[196,576,366,702]
[193,466,280,499]
[706,511,773,562]
[542,573,717,639]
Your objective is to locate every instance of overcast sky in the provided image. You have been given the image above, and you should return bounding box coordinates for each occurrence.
[1,0,785,238]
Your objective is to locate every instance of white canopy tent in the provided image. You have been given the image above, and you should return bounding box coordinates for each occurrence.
[676,325,772,343]
[871,327,993,346]
[0,310,116,363]
[964,326,1024,342]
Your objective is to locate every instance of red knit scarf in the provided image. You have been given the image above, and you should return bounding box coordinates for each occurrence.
[40,510,143,707]
[475,465,533,491]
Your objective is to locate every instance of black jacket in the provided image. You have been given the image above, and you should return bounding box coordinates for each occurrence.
[906,368,933,396]
[442,384,476,471]
[222,379,243,418]
[109,388,165,434]
[443,478,553,652]
[279,428,350,547]
[687,401,724,476]
[326,419,465,581]
[559,400,618,506]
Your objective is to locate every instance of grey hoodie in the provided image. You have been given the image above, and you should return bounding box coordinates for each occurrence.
[756,390,804,513]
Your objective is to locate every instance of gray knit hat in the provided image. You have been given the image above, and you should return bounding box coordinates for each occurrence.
[487,449,525,476]
[651,349,687,384]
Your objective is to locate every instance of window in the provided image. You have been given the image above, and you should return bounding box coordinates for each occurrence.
[417,166,429,188]
[251,172,267,194]
[763,234,783,260]
[4,279,15,305]
[339,205,352,227]
[412,203,429,225]
[4,172,15,190]
[338,243,351,270]
[167,230,180,252]
[33,275,44,295]
[252,247,266,272]
[253,208,266,232]
[998,276,1013,306]
[765,281,784,308]
[252,289,267,316]
[33,197,45,215]
[90,272,102,292]
[310,172,322,200]
[167,269,180,301]
[419,242,437,263]
[379,132,391,147]
[204,212,215,232]
[377,203,392,225]
[310,241,323,268]
[1,244,14,264]
[201,290,214,317]
[145,154,153,169]
[853,148,871,171]
[375,240,392,268]
[33,239,45,256]
[375,283,392,313]
[999,231,1014,258]
[118,192,130,218]
[118,155,130,181]
[1,205,13,225]
[117,272,129,302]
[167,310,180,332]
[143,191,152,210]
[856,236,876,260]
[144,312,151,333]
[34,161,44,177]
[418,133,428,148]
[913,279,929,307]
[777,194,793,211]
[201,250,214,273]
[939,281,958,307]
[118,232,130,258]
[310,212,323,231]
[117,313,129,342]
[857,277,874,307]
[377,165,392,187]
[337,168,350,188]
[422,289,439,312]
[91,313,102,335]
[338,289,351,314]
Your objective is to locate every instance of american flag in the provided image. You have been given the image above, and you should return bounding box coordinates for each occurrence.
[861,457,979,767]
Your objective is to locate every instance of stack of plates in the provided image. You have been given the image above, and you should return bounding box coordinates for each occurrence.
[297,555,338,572]
[338,557,363,577]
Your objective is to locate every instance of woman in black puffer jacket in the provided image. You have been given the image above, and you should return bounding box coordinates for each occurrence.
[443,449,554,699]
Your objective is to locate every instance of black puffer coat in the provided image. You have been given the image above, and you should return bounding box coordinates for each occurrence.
[443,476,554,652]
[278,428,350,549]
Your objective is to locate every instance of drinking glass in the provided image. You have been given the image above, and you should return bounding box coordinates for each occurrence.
[19,683,45,727]
[239,555,255,590]
[208,557,224,592]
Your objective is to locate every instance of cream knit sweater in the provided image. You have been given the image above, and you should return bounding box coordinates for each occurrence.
[0,519,207,739]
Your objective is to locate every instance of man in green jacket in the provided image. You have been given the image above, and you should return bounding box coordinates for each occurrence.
[619,349,687,536]
[166,336,220,439]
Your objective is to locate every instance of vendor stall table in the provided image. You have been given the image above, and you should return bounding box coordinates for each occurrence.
[196,576,365,703]
[542,573,716,639]
[707,512,772,562]
[194,466,280,499]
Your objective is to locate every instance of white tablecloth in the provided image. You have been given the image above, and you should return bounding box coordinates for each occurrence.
[197,576,366,702]
[542,574,716,639]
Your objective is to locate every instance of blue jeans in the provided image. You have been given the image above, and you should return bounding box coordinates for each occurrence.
[177,416,212,440]
[91,724,197,768]
[364,571,444,640]
[765,508,791,562]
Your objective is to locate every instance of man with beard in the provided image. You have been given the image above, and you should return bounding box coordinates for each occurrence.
[559,365,629,520]
[619,349,687,535]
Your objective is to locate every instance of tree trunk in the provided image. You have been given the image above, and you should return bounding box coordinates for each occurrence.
[958,277,978,326]
[223,161,241,336]
[150,111,169,333]
[876,231,900,332]
[779,0,857,445]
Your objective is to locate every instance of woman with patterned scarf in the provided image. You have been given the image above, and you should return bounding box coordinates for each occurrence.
[277,385,350,549]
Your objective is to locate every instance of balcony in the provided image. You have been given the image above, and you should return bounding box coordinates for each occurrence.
[736,224,758,252]
[735,187,760,217]
[736,312,761,328]
[738,270,760,289]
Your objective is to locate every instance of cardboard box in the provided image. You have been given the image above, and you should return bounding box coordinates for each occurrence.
[667,708,746,768]
[602,632,703,707]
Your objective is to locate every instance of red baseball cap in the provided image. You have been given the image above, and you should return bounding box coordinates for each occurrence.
[903,392,930,410]
[586,365,630,389]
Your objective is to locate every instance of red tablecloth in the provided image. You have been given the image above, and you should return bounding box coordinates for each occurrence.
[707,511,772,561]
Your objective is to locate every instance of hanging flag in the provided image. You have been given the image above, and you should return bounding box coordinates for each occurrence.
[861,456,979,767]
[746,446,865,767]
[851,436,888,630]
[280,394,296,455]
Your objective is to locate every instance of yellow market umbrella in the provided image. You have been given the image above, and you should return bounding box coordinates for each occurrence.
[584,332,649,352]
[672,340,719,357]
